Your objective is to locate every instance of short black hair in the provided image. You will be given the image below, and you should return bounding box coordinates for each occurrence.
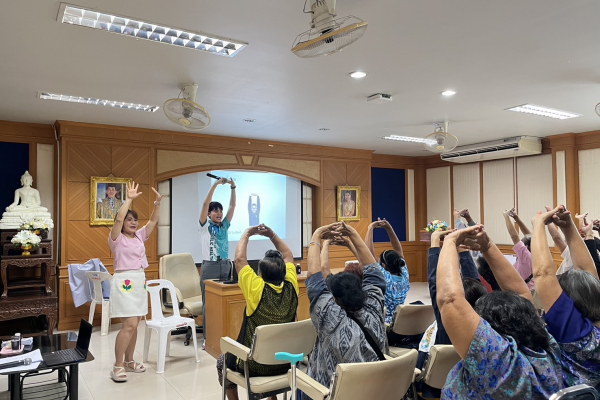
[475,291,550,351]
[462,278,487,308]
[476,256,501,291]
[379,250,406,276]
[258,250,287,286]
[327,272,365,311]
[208,201,223,213]
[558,269,600,322]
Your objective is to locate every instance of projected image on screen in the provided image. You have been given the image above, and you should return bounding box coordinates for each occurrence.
[206,170,287,242]
[171,170,302,262]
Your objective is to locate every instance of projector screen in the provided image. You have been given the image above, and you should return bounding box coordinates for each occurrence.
[171,170,303,262]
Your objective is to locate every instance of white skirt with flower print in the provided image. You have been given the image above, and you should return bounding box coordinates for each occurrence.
[109,269,148,318]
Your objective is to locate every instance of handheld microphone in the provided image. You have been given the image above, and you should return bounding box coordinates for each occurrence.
[0,358,32,370]
[207,173,222,180]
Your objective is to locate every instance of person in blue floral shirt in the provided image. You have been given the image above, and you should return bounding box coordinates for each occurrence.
[365,218,410,324]
[531,205,600,390]
[437,225,565,399]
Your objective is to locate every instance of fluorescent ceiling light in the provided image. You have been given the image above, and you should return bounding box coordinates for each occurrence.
[38,91,160,112]
[349,71,367,79]
[382,135,436,145]
[441,90,456,96]
[58,3,247,57]
[506,104,581,119]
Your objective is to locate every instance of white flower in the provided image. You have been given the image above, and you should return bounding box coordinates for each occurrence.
[11,230,41,245]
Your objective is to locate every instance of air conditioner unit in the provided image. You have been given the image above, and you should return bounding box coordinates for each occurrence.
[440,136,541,163]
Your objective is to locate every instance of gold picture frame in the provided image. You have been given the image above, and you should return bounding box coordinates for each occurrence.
[337,186,361,222]
[90,176,132,226]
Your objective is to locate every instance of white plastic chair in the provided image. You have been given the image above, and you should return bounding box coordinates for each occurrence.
[84,271,112,336]
[143,279,200,373]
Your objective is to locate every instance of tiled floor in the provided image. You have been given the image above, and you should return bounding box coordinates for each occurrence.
[0,282,430,400]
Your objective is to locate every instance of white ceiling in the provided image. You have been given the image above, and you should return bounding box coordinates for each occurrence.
[1,0,600,156]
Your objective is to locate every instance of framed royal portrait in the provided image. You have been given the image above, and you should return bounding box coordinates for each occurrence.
[337,186,361,222]
[90,176,132,226]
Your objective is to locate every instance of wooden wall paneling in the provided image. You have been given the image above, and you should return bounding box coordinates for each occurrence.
[111,146,150,184]
[67,143,112,182]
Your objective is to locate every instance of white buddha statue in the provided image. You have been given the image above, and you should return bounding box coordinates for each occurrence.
[0,171,54,229]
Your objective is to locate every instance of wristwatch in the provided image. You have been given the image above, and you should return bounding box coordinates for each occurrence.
[154,201,161,206]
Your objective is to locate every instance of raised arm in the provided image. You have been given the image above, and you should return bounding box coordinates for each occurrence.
[465,226,532,302]
[331,236,359,260]
[436,228,482,359]
[503,208,521,245]
[365,221,377,257]
[234,226,261,273]
[335,222,376,266]
[382,219,403,257]
[459,208,476,226]
[546,216,567,253]
[225,178,236,222]
[531,208,564,311]
[110,181,141,241]
[143,187,164,238]
[320,239,332,279]
[307,223,339,278]
[200,178,226,225]
[509,208,531,236]
[555,207,599,279]
[256,224,294,264]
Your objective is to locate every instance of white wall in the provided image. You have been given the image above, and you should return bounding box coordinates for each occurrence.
[483,159,515,245]
[452,163,481,226]
[517,155,553,245]
[426,167,451,226]
[579,148,600,218]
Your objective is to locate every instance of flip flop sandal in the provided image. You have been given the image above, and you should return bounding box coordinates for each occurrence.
[110,365,128,382]
[124,361,146,373]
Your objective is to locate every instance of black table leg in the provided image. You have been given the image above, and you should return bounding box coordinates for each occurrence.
[58,368,65,382]
[9,373,20,400]
[68,364,78,400]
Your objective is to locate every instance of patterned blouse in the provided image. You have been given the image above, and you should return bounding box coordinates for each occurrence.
[442,318,564,399]
[378,265,410,324]
[306,264,387,389]
[545,291,600,390]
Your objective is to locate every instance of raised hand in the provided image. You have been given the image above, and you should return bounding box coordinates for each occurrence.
[575,213,588,229]
[582,222,594,239]
[593,219,600,232]
[453,208,461,220]
[332,221,356,237]
[126,181,142,200]
[330,236,352,248]
[256,224,276,239]
[459,209,472,219]
[431,228,456,241]
[243,225,262,237]
[371,217,390,229]
[151,187,163,204]
[505,207,517,218]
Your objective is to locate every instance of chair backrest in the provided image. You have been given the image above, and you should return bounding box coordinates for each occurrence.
[422,345,461,389]
[159,253,202,300]
[330,349,418,400]
[146,279,181,320]
[391,304,436,336]
[250,319,317,365]
[84,271,112,302]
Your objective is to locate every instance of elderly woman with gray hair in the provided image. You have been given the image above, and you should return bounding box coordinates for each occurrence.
[532,205,600,390]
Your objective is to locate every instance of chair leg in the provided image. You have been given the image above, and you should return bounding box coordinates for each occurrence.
[88,300,96,325]
[156,330,168,374]
[221,365,227,400]
[166,331,171,357]
[143,326,151,363]
[190,322,199,362]
[101,299,110,336]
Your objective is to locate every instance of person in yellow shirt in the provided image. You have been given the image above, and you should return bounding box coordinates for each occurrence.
[216,224,298,400]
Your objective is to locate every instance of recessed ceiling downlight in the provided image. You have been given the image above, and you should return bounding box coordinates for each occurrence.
[506,104,581,119]
[349,71,367,79]
[441,90,456,97]
[38,91,160,112]
[58,3,247,57]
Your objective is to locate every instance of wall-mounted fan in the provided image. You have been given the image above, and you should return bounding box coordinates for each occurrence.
[291,0,368,58]
[164,84,211,130]
[424,122,459,153]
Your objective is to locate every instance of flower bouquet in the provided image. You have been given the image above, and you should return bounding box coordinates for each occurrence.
[20,218,50,239]
[420,220,449,242]
[11,230,41,256]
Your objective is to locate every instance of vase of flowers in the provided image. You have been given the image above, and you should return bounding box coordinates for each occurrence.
[420,220,449,242]
[20,218,49,239]
[11,230,41,256]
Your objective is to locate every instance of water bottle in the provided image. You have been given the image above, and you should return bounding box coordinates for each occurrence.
[296,264,302,274]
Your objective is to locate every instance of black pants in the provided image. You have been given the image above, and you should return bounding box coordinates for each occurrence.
[200,260,232,340]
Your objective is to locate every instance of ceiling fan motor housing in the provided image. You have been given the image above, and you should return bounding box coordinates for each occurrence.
[310,0,336,30]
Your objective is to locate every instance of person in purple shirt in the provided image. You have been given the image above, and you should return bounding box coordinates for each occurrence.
[437,225,564,399]
[531,205,600,390]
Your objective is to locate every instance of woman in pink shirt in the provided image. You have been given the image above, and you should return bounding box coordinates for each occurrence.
[109,181,163,382]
